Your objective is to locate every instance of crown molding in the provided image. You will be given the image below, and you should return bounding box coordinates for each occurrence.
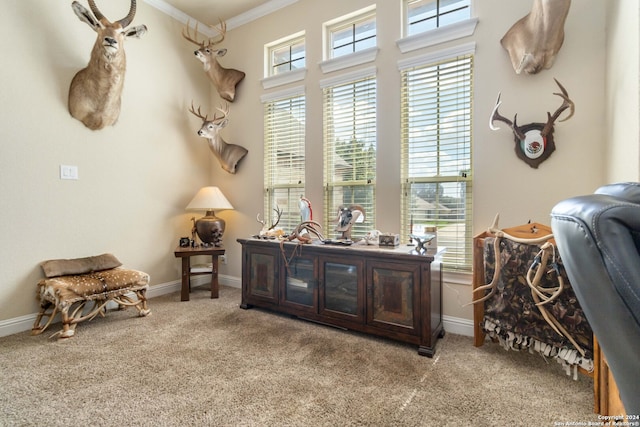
[143,0,299,33]
[227,0,299,29]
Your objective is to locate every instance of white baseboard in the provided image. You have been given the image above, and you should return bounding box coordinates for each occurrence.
[0,274,241,338]
[0,274,471,338]
[442,315,474,337]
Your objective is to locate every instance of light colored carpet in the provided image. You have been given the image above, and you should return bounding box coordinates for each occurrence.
[0,285,598,426]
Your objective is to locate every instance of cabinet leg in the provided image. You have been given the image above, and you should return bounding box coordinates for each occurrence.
[418,345,435,358]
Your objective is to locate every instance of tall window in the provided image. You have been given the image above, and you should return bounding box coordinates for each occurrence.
[267,34,306,76]
[323,73,376,238]
[404,0,471,36]
[326,7,376,59]
[263,93,306,233]
[400,54,473,271]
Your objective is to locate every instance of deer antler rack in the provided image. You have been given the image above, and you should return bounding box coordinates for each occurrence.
[188,101,208,121]
[182,19,226,48]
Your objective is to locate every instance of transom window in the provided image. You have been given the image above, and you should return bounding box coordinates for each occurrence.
[267,33,306,77]
[404,0,471,36]
[326,7,376,59]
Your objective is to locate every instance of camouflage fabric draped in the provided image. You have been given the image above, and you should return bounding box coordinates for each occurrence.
[481,237,593,369]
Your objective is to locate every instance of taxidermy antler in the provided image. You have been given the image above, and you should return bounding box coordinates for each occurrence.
[335,205,365,240]
[188,102,248,174]
[468,214,585,357]
[257,206,283,232]
[501,0,571,75]
[490,78,574,168]
[182,20,246,102]
[68,0,147,130]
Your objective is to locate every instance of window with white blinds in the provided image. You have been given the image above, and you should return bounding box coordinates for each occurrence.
[263,93,306,233]
[400,54,473,271]
[323,74,376,239]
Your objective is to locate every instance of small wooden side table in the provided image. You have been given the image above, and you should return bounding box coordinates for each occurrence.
[174,245,225,301]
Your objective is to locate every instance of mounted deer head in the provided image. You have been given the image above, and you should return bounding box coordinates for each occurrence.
[501,0,571,74]
[188,102,248,174]
[68,0,147,130]
[490,79,574,168]
[182,20,246,102]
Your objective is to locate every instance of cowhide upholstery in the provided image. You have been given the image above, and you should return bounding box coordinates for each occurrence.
[32,254,150,339]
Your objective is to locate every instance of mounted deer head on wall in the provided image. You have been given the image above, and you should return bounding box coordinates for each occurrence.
[501,0,571,75]
[182,20,246,102]
[489,79,575,168]
[188,102,248,174]
[68,0,147,130]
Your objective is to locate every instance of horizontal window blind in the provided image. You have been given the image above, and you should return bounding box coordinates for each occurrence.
[401,54,473,271]
[264,94,306,233]
[323,75,376,238]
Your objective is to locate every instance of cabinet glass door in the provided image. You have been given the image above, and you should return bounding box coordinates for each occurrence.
[320,258,363,321]
[367,262,419,335]
[282,256,316,309]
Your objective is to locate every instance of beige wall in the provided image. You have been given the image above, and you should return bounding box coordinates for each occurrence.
[0,1,211,320]
[216,0,607,321]
[605,0,640,182]
[0,0,617,325]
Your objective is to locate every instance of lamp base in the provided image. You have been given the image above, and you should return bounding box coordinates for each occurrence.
[195,210,225,246]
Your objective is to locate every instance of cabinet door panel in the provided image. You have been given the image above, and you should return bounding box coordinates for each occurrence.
[367,261,420,335]
[247,251,277,303]
[319,257,364,322]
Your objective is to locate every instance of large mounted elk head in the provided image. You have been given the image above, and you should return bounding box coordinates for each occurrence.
[188,102,248,174]
[68,0,147,130]
[182,20,246,103]
[490,79,574,169]
[501,0,571,75]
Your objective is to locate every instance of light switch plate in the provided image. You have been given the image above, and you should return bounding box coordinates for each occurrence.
[60,165,78,180]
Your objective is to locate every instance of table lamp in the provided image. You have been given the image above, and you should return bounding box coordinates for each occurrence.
[186,186,234,245]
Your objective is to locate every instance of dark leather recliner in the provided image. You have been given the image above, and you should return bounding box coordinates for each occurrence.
[551,182,640,415]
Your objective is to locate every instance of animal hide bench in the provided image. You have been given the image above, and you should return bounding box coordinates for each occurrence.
[31,253,150,339]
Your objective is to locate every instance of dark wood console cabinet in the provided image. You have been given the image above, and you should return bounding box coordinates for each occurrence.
[237,238,444,357]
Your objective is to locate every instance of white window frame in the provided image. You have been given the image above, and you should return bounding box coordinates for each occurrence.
[403,0,471,37]
[397,0,477,53]
[262,87,307,234]
[321,68,377,239]
[323,6,377,61]
[265,32,306,78]
[399,45,474,272]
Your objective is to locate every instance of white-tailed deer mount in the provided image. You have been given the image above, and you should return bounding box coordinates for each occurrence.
[501,0,571,75]
[68,0,147,130]
[188,102,248,174]
[490,78,574,169]
[182,20,246,103]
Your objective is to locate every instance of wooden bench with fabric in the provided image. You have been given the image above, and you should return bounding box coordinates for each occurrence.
[31,253,151,339]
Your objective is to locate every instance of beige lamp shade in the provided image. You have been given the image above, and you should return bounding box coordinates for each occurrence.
[186,186,233,245]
